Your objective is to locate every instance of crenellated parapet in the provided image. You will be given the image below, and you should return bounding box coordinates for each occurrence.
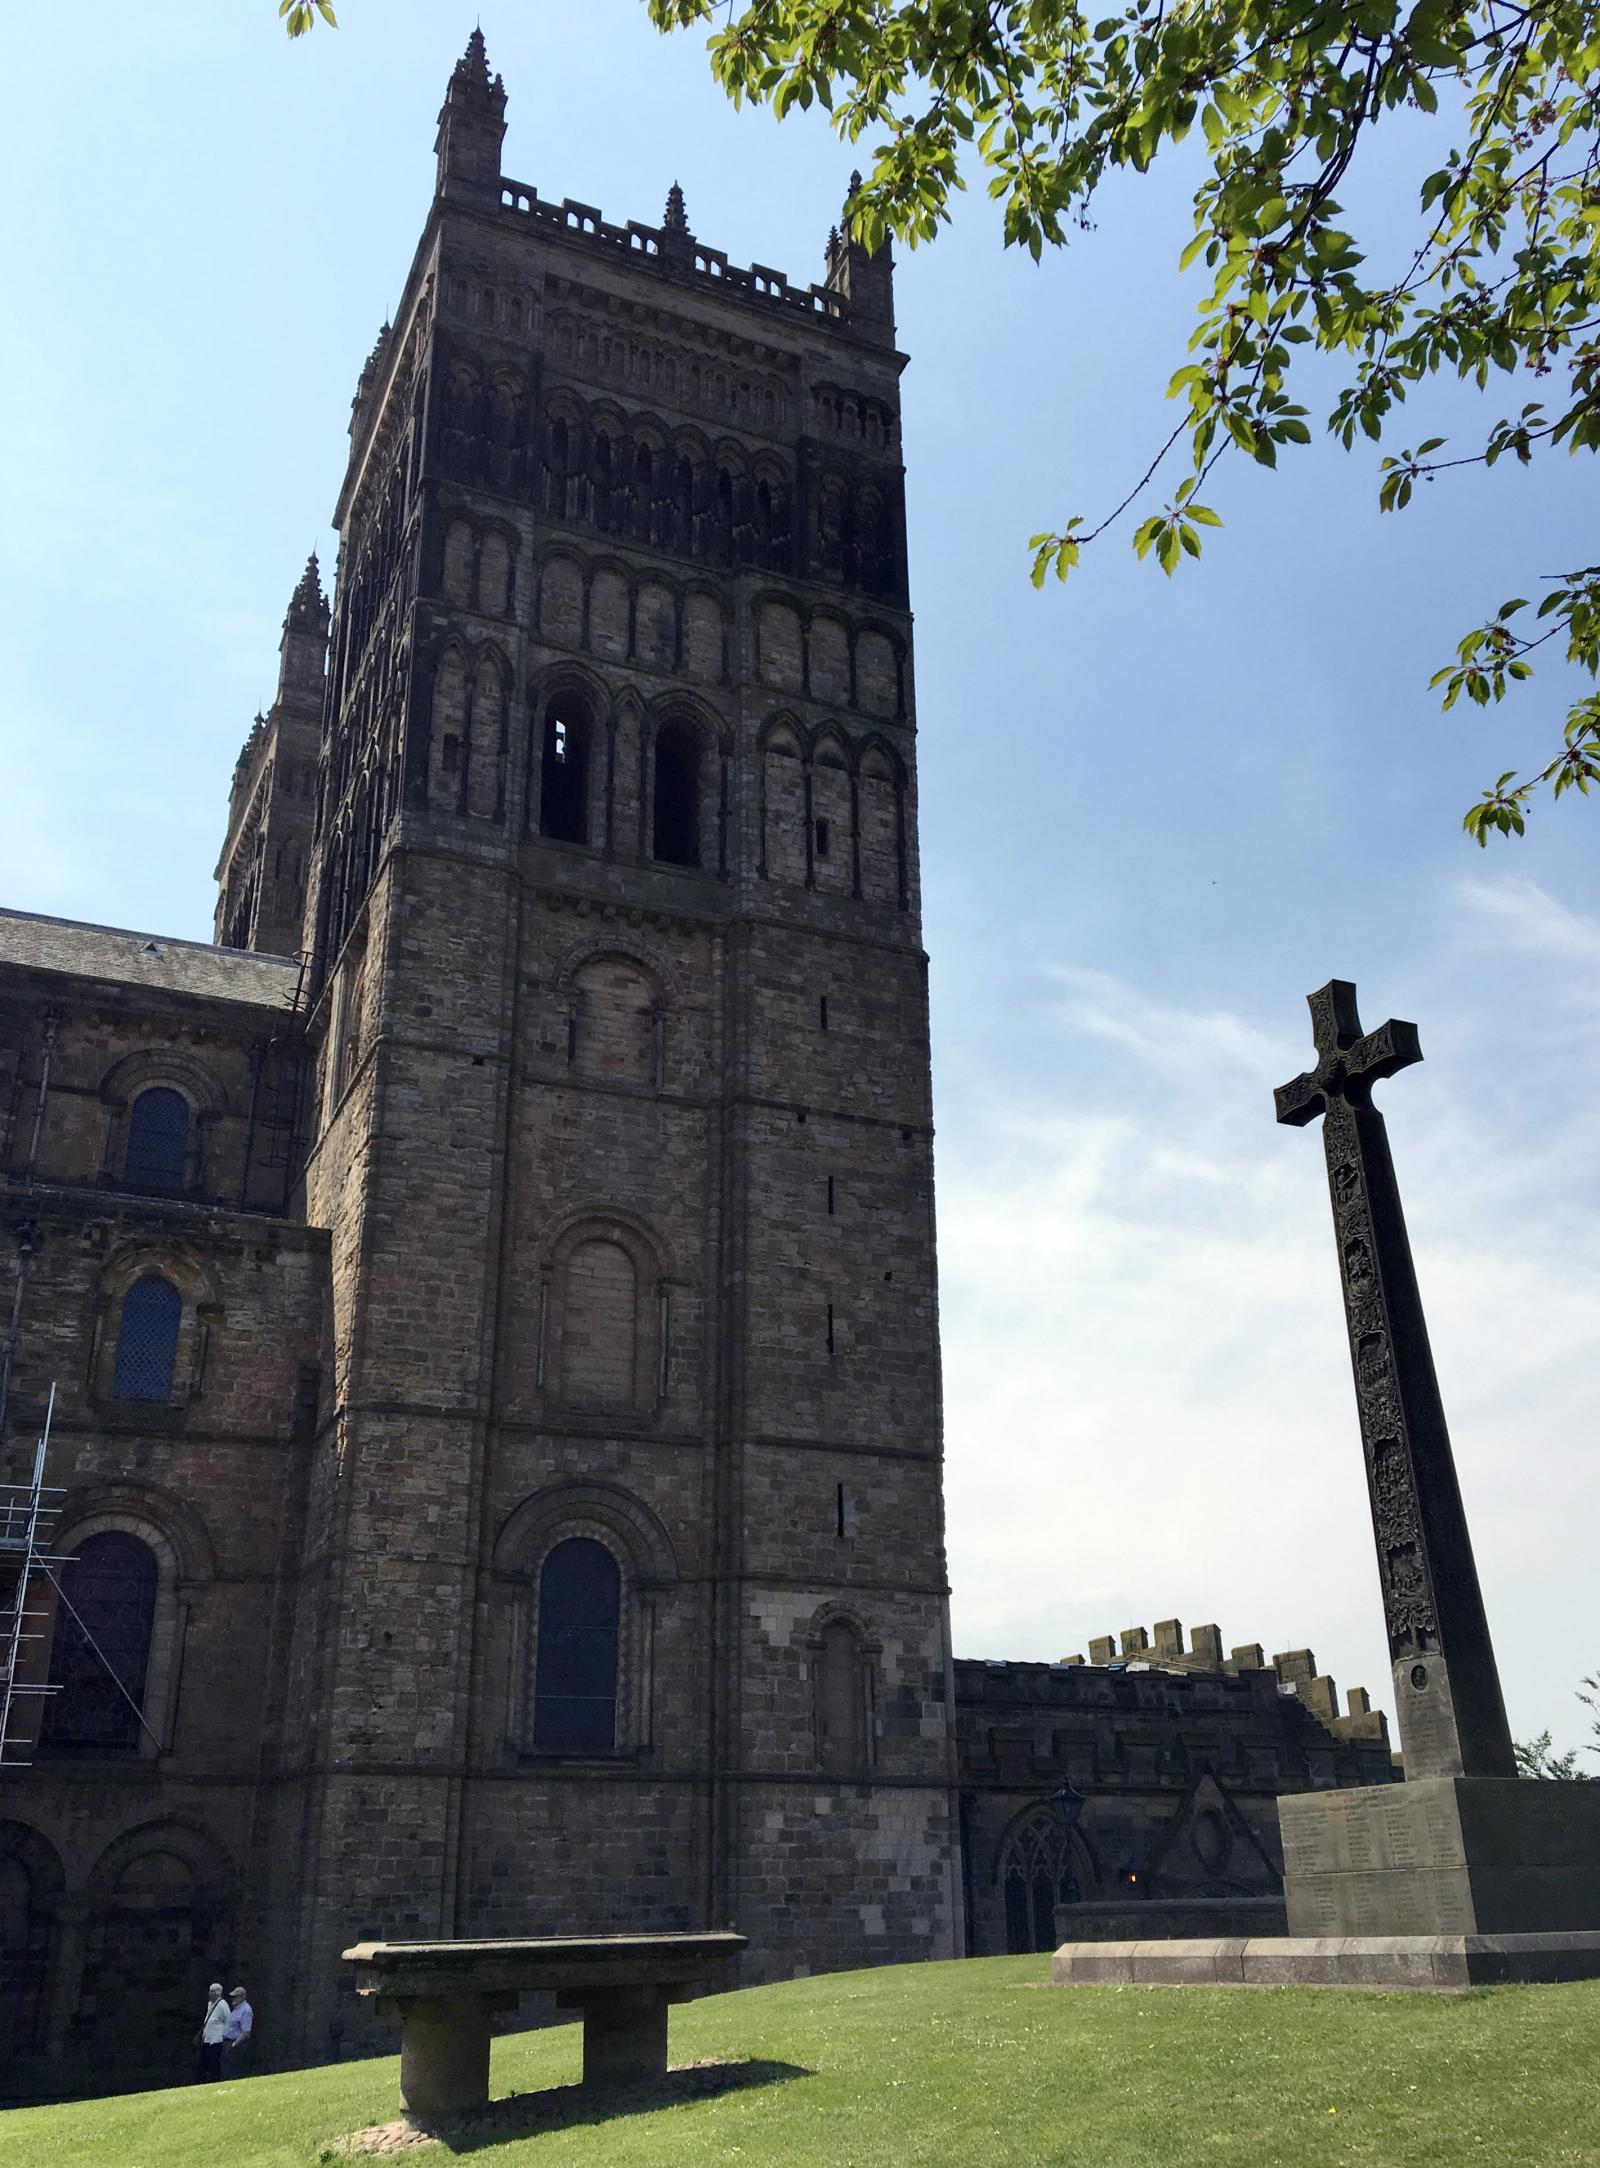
[431,33,893,349]
[1063,1617,1390,1749]
[497,178,885,339]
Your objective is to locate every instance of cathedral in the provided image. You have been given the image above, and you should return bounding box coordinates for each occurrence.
[0,38,1391,2098]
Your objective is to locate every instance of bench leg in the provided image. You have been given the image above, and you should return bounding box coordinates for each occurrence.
[392,1993,498,2119]
[575,1987,669,2088]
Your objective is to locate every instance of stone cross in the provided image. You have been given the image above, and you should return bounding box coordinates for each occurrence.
[1275,980,1515,1781]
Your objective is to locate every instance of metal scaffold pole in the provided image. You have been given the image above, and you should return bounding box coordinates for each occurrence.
[0,1383,65,1770]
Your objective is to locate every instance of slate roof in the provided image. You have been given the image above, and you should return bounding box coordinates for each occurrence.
[0,907,301,1014]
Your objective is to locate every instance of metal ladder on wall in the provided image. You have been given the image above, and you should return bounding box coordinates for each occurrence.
[0,1385,64,1769]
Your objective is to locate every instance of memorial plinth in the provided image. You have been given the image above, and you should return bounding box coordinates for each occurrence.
[343,1931,747,2119]
[1053,982,1600,1994]
[1281,1774,1600,1942]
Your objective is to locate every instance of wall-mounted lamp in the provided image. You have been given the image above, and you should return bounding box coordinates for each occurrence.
[1047,1779,1087,1830]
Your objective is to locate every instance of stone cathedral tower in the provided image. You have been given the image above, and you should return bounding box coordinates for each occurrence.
[259,35,958,2045]
[0,41,1405,2094]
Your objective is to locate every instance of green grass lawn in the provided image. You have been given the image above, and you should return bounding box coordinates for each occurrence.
[5,1957,1598,2167]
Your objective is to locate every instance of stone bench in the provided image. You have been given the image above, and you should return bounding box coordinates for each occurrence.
[342,1931,749,2119]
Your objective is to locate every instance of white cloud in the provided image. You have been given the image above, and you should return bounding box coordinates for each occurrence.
[938,878,1600,1755]
[1453,871,1599,970]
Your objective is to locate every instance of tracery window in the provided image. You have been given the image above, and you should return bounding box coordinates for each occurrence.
[1001,1810,1081,1955]
[38,1533,158,1757]
[532,1537,621,1754]
[111,1278,182,1403]
[124,1088,189,1194]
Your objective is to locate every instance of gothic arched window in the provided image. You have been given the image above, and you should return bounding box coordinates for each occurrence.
[532,1537,621,1754]
[39,1533,158,1757]
[539,701,590,845]
[1001,1810,1081,1955]
[652,721,702,868]
[112,1278,182,1402]
[124,1089,189,1195]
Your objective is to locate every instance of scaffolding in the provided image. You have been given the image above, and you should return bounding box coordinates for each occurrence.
[0,1384,64,1770]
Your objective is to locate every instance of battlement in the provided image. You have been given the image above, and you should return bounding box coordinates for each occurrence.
[426,34,891,351]
[1058,1619,1390,1749]
[498,181,852,331]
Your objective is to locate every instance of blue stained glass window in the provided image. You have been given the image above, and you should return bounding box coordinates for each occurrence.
[112,1278,182,1402]
[124,1089,189,1194]
[533,1537,620,1754]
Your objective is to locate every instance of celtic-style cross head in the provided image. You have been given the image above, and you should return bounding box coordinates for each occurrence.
[1274,980,1423,1128]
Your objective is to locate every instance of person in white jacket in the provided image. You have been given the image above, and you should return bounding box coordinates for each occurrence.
[195,1983,229,2081]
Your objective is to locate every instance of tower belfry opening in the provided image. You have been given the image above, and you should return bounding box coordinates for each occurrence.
[539,703,588,842]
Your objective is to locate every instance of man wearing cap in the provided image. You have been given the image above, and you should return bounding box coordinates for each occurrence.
[221,1985,254,2075]
[195,1982,229,2081]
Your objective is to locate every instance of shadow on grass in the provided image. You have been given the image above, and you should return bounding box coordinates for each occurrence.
[333,2057,812,2157]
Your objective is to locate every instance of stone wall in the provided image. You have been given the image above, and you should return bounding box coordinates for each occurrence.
[956,1650,1396,1959]
[0,942,323,2095]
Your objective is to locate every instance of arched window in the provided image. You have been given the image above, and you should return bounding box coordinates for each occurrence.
[546,416,571,515]
[112,1278,182,1403]
[652,721,702,868]
[672,457,695,550]
[124,1088,189,1194]
[754,478,774,561]
[571,958,657,1085]
[532,1537,621,1754]
[816,1619,867,1776]
[633,443,655,540]
[561,1238,639,1405]
[761,724,807,885]
[39,1533,158,1757]
[539,701,590,844]
[1001,1810,1081,1954]
[0,1825,63,2063]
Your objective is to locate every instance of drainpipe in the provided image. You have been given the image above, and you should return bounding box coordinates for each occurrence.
[23,1010,60,1181]
[0,1220,38,1460]
[238,1043,264,1209]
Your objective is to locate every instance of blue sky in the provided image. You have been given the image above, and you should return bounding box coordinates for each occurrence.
[2,5,1595,1752]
